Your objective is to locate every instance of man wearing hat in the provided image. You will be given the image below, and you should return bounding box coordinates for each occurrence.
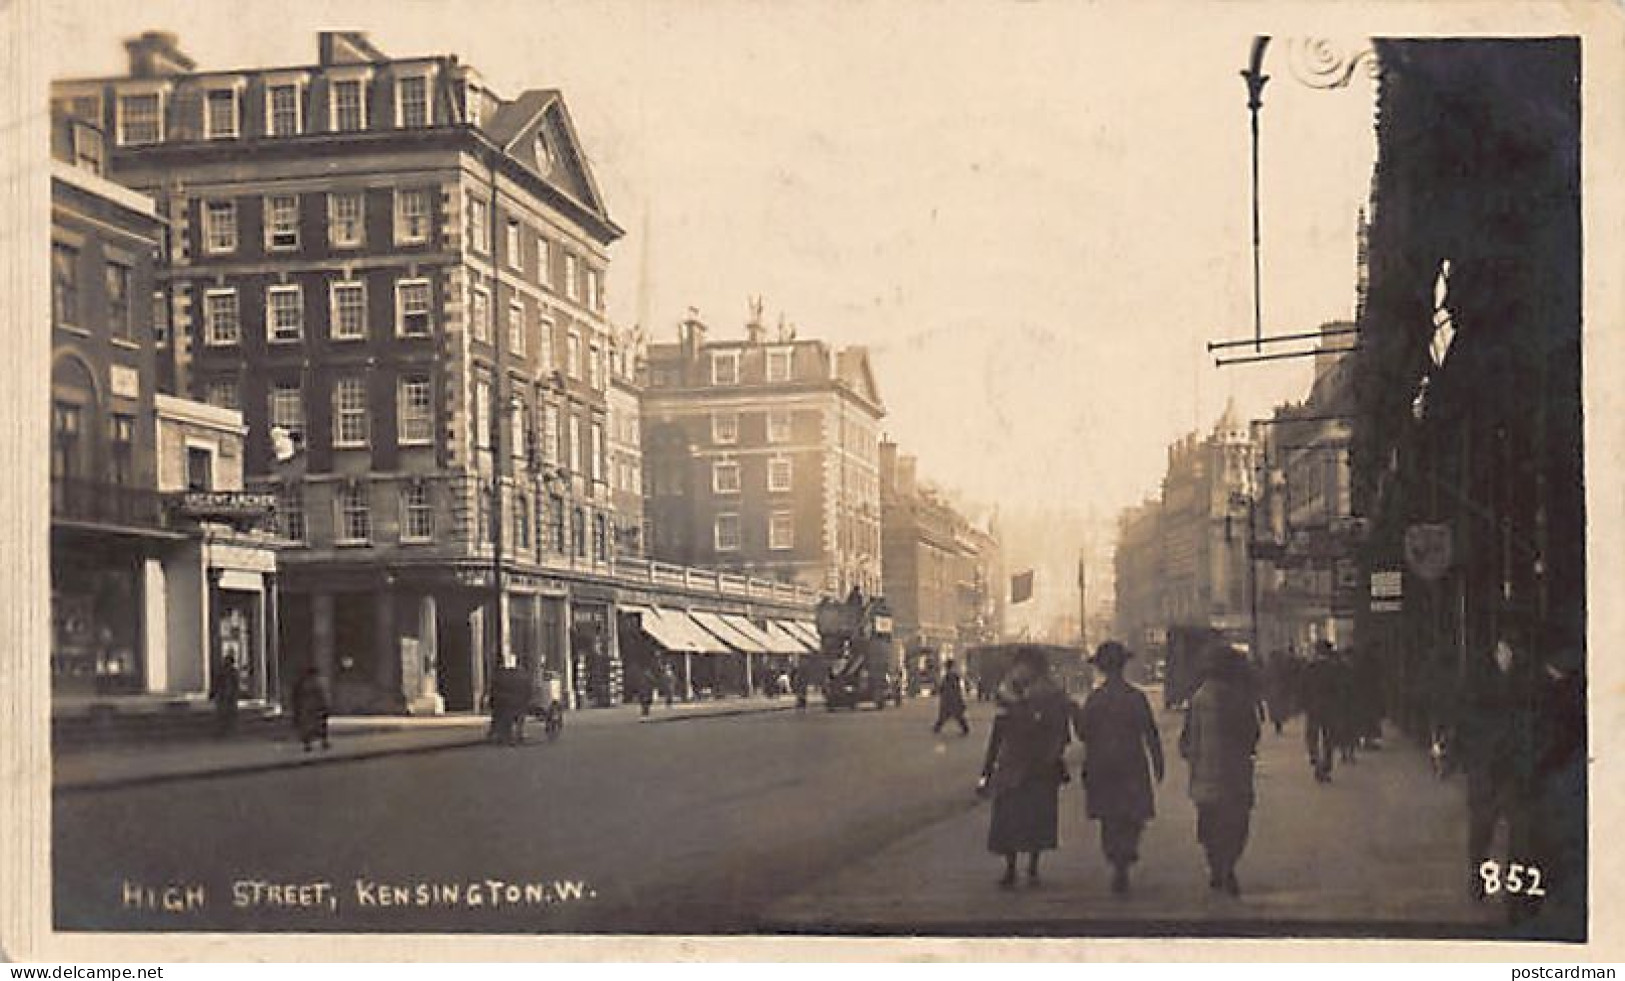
[1075,640,1165,895]
[933,657,970,736]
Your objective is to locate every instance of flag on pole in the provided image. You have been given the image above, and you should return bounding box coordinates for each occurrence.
[1010,570,1035,605]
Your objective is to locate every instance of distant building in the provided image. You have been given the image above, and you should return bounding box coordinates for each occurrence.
[1256,324,1359,654]
[879,442,1002,668]
[606,326,646,559]
[1111,401,1257,656]
[1112,497,1163,655]
[642,308,885,597]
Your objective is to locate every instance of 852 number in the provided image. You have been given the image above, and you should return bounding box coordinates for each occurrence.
[1479,860,1547,897]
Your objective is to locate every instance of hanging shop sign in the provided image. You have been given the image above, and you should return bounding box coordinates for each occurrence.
[1369,568,1403,614]
[1404,523,1454,581]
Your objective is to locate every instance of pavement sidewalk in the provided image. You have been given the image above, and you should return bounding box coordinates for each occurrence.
[52,693,806,793]
[761,708,1508,937]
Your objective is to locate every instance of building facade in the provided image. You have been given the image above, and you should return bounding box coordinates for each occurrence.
[50,117,281,720]
[54,30,822,715]
[1112,497,1163,655]
[50,128,170,711]
[1255,328,1360,656]
[606,326,646,559]
[642,310,885,598]
[1110,402,1257,658]
[879,441,1002,668]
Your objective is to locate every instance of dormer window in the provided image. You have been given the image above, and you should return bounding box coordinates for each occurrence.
[711,351,740,386]
[70,122,104,175]
[204,87,238,139]
[330,77,367,132]
[766,347,792,383]
[116,90,163,146]
[266,80,303,136]
[396,74,430,128]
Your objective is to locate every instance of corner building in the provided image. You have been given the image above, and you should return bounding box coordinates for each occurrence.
[642,313,884,598]
[55,30,627,713]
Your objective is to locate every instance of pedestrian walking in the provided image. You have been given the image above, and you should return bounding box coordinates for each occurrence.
[290,665,331,752]
[1074,641,1164,895]
[977,646,1073,888]
[488,667,528,745]
[790,663,808,711]
[662,662,676,708]
[933,658,970,735]
[1331,647,1359,764]
[1262,648,1297,735]
[1353,645,1384,749]
[1301,641,1340,782]
[1179,644,1260,896]
[210,655,240,737]
[638,666,656,716]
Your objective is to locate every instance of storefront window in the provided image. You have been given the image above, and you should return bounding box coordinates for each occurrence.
[51,557,142,696]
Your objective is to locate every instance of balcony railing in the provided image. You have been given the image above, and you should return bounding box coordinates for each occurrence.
[612,557,819,608]
[51,477,167,530]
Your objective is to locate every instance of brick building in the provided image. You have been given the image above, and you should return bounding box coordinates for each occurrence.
[54,30,819,714]
[879,442,1002,670]
[50,108,281,722]
[642,309,885,598]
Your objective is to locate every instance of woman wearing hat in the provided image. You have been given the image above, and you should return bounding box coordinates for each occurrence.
[978,645,1074,888]
[1076,641,1164,895]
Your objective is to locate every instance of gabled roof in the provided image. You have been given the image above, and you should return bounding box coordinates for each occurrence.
[836,346,885,413]
[486,89,614,231]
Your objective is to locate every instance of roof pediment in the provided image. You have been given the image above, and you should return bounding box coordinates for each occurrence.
[487,90,612,231]
[837,346,884,412]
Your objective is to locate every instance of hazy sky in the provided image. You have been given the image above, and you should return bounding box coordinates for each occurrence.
[51,0,1379,524]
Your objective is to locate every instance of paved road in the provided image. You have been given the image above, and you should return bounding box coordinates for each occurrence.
[55,697,986,933]
[55,695,1550,939]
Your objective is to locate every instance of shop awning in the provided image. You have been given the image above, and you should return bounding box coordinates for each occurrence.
[762,619,816,655]
[783,620,822,649]
[689,610,770,654]
[636,607,721,655]
[720,614,784,654]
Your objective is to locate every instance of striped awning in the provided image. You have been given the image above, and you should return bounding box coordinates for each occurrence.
[637,608,726,655]
[689,610,770,654]
[763,619,817,655]
[782,620,822,649]
[720,614,783,654]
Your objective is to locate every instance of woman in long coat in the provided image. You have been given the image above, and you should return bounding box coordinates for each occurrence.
[1076,641,1164,894]
[1179,644,1261,896]
[979,646,1073,887]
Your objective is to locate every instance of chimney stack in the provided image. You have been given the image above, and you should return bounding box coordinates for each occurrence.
[679,310,708,358]
[744,296,766,345]
[318,30,387,66]
[124,31,194,78]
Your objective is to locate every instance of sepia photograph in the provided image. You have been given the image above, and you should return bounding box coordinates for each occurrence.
[5,0,1621,962]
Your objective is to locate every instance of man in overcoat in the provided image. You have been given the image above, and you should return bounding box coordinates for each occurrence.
[1301,641,1340,782]
[1075,641,1164,894]
[934,658,970,735]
